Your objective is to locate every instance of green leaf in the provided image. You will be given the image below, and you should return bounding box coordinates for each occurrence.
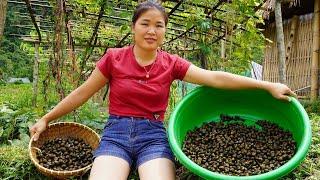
[0,127,3,137]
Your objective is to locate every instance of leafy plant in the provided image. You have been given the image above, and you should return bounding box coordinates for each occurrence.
[0,145,46,179]
[0,103,36,145]
[302,99,320,115]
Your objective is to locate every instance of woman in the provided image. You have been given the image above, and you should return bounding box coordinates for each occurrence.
[30,1,296,180]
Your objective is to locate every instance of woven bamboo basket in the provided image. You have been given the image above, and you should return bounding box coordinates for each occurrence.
[28,122,100,179]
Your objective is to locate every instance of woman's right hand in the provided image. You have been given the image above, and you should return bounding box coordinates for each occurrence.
[29,119,48,141]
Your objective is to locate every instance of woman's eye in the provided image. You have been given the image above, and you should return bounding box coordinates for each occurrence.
[141,23,148,26]
[157,25,164,28]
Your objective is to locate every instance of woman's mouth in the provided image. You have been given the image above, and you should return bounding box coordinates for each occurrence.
[145,38,156,43]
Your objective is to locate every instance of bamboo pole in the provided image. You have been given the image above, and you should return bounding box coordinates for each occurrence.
[311,0,320,100]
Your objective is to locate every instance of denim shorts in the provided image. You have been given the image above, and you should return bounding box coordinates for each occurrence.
[93,115,175,169]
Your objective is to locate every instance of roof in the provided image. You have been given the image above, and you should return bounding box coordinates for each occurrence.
[262,0,314,24]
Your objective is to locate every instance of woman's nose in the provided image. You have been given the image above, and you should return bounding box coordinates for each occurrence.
[147,27,156,34]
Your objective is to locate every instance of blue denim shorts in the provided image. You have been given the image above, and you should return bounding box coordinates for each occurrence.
[93,115,175,168]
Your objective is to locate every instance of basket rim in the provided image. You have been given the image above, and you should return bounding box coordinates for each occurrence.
[28,121,100,175]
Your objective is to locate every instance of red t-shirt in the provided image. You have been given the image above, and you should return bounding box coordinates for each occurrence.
[97,45,191,121]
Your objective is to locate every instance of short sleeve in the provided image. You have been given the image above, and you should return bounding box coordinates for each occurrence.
[172,55,191,80]
[96,49,113,79]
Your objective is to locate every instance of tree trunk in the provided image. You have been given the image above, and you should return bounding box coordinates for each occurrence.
[274,0,286,84]
[53,0,65,100]
[32,43,39,107]
[311,0,320,100]
[64,0,78,87]
[0,0,8,42]
[221,39,226,59]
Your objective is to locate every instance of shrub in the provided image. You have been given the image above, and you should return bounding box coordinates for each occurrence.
[0,145,46,179]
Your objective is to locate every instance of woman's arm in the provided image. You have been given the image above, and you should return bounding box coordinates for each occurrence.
[30,67,108,140]
[183,64,296,101]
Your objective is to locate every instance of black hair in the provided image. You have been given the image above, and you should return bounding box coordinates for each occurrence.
[132,0,168,26]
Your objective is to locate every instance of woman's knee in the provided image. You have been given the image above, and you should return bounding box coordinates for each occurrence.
[138,158,176,180]
[89,155,131,180]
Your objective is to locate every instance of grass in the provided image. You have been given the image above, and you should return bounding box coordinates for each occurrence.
[0,84,33,108]
[282,113,320,179]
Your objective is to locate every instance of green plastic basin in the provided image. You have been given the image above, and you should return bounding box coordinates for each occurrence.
[168,86,312,180]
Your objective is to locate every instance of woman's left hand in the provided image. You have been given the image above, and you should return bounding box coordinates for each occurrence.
[266,82,297,101]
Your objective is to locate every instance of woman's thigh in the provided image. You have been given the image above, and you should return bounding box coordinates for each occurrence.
[138,158,176,180]
[89,155,130,180]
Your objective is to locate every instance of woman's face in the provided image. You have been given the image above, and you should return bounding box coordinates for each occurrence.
[132,8,166,51]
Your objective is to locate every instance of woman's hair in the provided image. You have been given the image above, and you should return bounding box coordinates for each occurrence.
[132,0,168,26]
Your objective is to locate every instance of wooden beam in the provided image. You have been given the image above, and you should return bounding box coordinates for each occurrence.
[85,12,130,21]
[11,24,52,28]
[17,36,111,48]
[208,1,224,16]
[166,31,198,42]
[167,0,184,17]
[8,0,52,8]
[115,32,130,48]
[212,34,225,44]
[23,0,42,42]
[164,25,195,45]
[80,0,107,79]
[10,25,52,32]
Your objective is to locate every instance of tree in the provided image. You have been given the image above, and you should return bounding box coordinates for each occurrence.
[274,0,286,83]
[0,0,8,42]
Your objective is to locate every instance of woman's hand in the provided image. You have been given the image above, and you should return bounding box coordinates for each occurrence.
[266,82,297,101]
[29,119,48,141]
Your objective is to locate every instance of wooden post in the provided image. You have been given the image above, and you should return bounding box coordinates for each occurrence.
[311,0,320,100]
[32,16,40,107]
[221,27,226,60]
[32,42,39,107]
[275,0,286,84]
[221,35,226,71]
[0,0,8,42]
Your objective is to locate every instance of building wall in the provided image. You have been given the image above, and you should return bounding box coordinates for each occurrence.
[263,13,314,97]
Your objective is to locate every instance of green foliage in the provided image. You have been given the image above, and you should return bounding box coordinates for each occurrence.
[0,84,33,108]
[0,4,34,80]
[60,101,108,134]
[0,145,46,179]
[0,83,108,143]
[0,84,108,179]
[282,113,320,179]
[0,103,36,145]
[0,38,33,80]
[165,81,182,126]
[302,99,320,115]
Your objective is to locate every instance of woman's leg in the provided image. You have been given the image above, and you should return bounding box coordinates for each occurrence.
[138,158,176,180]
[89,155,131,180]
